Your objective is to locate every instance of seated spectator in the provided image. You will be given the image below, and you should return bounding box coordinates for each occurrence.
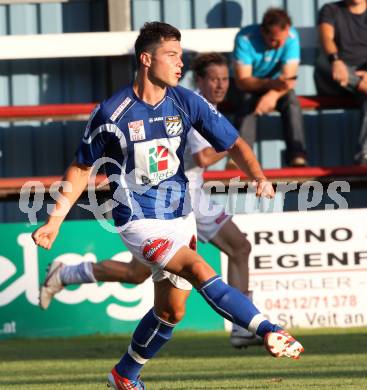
[232,7,307,167]
[314,0,367,165]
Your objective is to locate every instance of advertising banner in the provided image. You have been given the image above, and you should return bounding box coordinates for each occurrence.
[225,208,367,329]
[1,208,366,339]
[0,220,222,339]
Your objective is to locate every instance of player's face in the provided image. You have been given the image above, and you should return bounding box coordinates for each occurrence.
[149,39,183,87]
[262,25,289,49]
[197,64,229,105]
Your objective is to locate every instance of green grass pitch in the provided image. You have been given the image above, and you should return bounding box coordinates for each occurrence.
[1,327,367,389]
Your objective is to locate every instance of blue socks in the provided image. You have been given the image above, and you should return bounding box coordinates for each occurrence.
[117,276,281,380]
[116,308,175,380]
[199,275,281,337]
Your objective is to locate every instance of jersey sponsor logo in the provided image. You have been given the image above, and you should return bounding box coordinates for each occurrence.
[134,138,180,185]
[149,145,168,173]
[142,238,173,263]
[149,117,164,123]
[128,120,146,141]
[164,115,183,136]
[110,97,132,122]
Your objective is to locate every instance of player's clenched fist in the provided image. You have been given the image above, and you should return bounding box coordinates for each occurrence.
[32,223,59,250]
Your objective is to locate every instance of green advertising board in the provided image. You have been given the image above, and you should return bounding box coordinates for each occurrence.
[0,220,224,340]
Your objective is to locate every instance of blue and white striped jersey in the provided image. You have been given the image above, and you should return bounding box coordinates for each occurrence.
[76,84,238,226]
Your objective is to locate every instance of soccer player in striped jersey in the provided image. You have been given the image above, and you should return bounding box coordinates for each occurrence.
[39,52,262,349]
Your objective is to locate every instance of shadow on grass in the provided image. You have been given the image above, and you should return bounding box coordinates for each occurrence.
[0,330,367,361]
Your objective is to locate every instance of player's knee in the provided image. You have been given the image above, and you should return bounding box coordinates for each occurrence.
[170,306,186,323]
[231,234,251,263]
[175,252,216,287]
[242,235,252,256]
[158,306,186,324]
[189,259,214,283]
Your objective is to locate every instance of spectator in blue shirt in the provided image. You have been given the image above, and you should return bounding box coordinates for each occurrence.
[233,8,307,167]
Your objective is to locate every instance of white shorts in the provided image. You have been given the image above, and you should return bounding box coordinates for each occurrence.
[118,212,196,290]
[190,186,232,243]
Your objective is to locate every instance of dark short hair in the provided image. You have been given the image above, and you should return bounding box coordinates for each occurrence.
[261,8,292,33]
[191,52,228,80]
[134,21,181,67]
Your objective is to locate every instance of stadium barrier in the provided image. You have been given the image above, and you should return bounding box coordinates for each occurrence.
[0,94,360,123]
[0,101,366,201]
[2,164,367,199]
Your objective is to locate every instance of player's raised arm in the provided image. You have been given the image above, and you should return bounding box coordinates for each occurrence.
[32,161,92,250]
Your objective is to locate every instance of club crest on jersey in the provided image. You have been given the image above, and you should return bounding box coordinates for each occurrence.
[164,115,183,137]
[128,120,146,141]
